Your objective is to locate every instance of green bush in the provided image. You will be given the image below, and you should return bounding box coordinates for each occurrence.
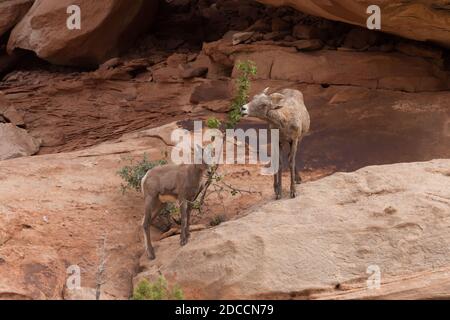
[132,276,184,300]
[210,214,227,227]
[227,60,257,129]
[206,117,222,129]
[117,154,167,193]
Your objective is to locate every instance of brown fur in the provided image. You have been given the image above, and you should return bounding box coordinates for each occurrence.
[141,162,208,259]
[242,88,310,199]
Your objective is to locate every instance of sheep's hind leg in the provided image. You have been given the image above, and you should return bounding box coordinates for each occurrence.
[295,138,303,184]
[180,200,190,246]
[276,144,283,200]
[295,166,302,184]
[142,196,162,260]
[289,139,299,198]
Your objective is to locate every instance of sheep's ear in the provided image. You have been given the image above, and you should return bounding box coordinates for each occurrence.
[270,93,284,109]
[262,87,270,95]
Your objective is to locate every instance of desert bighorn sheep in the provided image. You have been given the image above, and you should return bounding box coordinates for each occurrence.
[140,147,208,260]
[242,88,310,199]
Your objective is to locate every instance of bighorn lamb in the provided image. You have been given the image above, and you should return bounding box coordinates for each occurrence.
[140,149,208,260]
[242,88,310,199]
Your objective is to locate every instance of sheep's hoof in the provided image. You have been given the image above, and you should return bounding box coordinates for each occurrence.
[275,194,282,200]
[180,238,188,246]
[147,250,156,260]
[290,190,297,198]
[295,175,302,184]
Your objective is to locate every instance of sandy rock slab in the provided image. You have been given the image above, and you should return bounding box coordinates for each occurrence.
[0,123,40,160]
[0,245,66,300]
[136,160,450,299]
[0,127,174,299]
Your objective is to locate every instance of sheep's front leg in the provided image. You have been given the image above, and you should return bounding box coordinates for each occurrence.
[289,139,299,198]
[142,196,157,260]
[295,166,302,184]
[295,138,303,184]
[180,200,190,246]
[275,142,283,200]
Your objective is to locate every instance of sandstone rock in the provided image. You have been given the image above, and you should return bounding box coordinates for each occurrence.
[0,0,33,37]
[0,53,19,75]
[396,42,443,60]
[263,31,289,41]
[292,24,320,40]
[180,66,208,79]
[271,17,290,32]
[1,94,25,127]
[293,39,323,51]
[1,105,25,127]
[0,128,172,299]
[63,287,116,300]
[343,28,380,50]
[0,123,40,160]
[232,32,255,46]
[7,0,159,67]
[0,245,66,300]
[166,53,187,68]
[257,0,450,48]
[190,80,231,104]
[204,39,450,92]
[246,18,271,33]
[136,160,450,299]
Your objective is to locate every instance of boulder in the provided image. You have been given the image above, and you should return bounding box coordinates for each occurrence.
[0,0,33,37]
[0,245,66,300]
[1,105,25,127]
[0,123,40,160]
[293,39,323,51]
[232,32,255,45]
[136,160,450,299]
[1,94,25,126]
[204,39,450,92]
[7,0,159,67]
[257,0,450,48]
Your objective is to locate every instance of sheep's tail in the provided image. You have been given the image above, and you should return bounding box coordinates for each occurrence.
[141,170,151,196]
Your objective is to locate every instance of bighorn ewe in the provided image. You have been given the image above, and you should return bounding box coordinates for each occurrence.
[140,147,208,260]
[242,88,310,199]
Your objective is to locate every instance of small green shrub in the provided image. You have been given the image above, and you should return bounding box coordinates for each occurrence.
[227,60,257,129]
[206,117,222,129]
[210,214,227,227]
[132,276,184,300]
[117,154,167,193]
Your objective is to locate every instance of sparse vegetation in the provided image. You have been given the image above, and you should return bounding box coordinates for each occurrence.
[227,60,257,129]
[132,276,184,300]
[210,214,227,227]
[206,117,222,129]
[117,154,167,193]
[195,61,257,216]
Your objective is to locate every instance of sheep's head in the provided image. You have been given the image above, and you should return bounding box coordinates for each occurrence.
[241,87,284,119]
